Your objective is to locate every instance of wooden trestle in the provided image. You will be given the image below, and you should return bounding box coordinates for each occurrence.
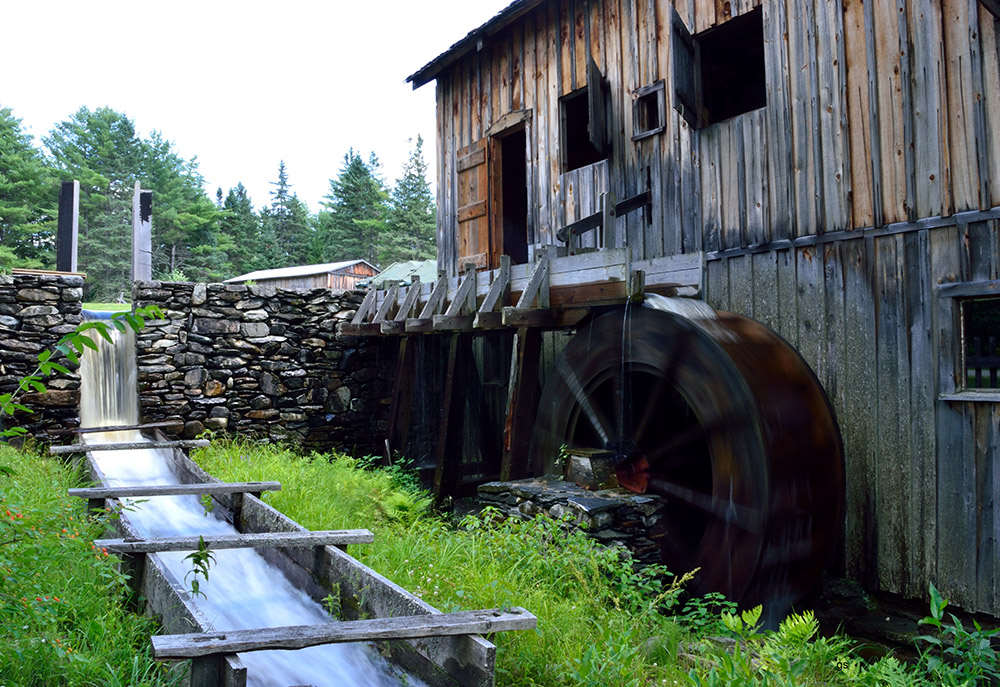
[338,248,702,501]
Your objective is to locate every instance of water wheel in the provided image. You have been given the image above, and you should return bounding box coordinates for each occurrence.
[529,302,844,608]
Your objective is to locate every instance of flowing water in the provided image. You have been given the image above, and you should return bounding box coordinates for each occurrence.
[77,315,420,687]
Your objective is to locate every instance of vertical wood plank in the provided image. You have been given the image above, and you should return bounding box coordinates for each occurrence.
[842,237,878,586]
[728,254,753,318]
[764,0,794,240]
[822,240,848,574]
[701,126,721,251]
[787,0,819,236]
[873,0,907,223]
[907,0,946,219]
[705,257,730,311]
[843,0,875,229]
[751,250,779,330]
[512,27,524,112]
[942,0,981,213]
[776,248,797,347]
[816,0,850,231]
[604,0,625,248]
[980,7,1000,208]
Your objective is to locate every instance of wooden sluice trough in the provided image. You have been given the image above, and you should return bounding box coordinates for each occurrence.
[62,430,535,687]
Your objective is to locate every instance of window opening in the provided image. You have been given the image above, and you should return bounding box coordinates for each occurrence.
[633,80,666,140]
[561,87,606,172]
[673,7,766,128]
[962,297,1000,389]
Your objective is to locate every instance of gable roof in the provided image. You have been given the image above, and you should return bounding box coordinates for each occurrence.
[406,0,546,89]
[225,259,378,283]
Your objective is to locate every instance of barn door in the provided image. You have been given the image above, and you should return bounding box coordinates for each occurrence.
[456,139,490,270]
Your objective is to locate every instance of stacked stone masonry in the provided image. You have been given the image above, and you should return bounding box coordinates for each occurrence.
[133,280,389,454]
[0,273,84,436]
[478,476,669,567]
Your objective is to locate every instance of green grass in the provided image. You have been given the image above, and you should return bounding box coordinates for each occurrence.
[194,440,950,687]
[81,302,131,312]
[0,443,182,687]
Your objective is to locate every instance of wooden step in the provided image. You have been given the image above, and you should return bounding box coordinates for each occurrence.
[151,607,536,658]
[50,439,211,455]
[68,481,281,500]
[94,529,375,554]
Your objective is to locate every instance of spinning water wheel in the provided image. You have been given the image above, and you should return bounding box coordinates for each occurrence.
[529,303,844,607]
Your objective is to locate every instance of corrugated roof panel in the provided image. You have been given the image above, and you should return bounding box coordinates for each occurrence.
[225,260,378,283]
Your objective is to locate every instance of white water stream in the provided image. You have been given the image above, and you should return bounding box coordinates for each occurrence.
[78,316,419,687]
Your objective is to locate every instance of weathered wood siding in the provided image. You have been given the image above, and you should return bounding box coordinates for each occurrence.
[430,0,1000,614]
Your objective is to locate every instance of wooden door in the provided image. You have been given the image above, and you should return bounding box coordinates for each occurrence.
[456,139,490,270]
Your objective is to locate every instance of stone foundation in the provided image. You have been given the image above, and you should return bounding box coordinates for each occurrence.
[477,475,669,566]
[133,280,390,454]
[0,273,84,436]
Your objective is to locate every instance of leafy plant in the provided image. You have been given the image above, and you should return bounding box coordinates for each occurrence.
[917,582,1000,686]
[183,536,216,599]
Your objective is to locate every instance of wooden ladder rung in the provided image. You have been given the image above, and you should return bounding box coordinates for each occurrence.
[151,607,536,658]
[50,439,211,455]
[68,481,281,500]
[94,529,375,554]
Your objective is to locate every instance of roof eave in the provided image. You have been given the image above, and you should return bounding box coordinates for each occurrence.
[405,0,546,89]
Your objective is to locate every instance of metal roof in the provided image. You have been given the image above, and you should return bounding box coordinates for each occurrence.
[225,259,378,284]
[406,0,546,89]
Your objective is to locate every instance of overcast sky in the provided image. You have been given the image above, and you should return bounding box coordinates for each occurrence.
[1,0,511,213]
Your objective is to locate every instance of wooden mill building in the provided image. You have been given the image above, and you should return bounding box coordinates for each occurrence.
[344,0,1000,616]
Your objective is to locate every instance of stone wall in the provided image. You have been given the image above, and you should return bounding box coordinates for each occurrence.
[0,273,84,436]
[132,280,390,454]
[477,476,669,567]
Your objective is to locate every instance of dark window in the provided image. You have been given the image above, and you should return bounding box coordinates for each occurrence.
[632,80,666,141]
[673,7,766,128]
[561,88,606,172]
[962,298,1000,389]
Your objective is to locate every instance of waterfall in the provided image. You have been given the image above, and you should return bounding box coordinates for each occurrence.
[77,315,419,687]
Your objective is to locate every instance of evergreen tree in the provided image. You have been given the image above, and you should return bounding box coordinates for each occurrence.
[218,183,262,277]
[261,161,312,267]
[0,107,56,268]
[317,150,388,265]
[383,135,436,264]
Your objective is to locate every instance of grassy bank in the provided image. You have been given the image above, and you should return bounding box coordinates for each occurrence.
[195,440,972,687]
[0,443,181,687]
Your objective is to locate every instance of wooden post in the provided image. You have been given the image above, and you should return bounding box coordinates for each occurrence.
[190,655,223,687]
[385,337,417,465]
[433,334,464,502]
[56,180,79,273]
[132,182,152,282]
[121,552,146,611]
[500,327,542,481]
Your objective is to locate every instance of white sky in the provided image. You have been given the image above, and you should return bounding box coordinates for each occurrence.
[1,0,511,213]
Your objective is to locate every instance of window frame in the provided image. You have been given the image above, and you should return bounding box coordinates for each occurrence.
[632,80,666,141]
[937,278,1000,402]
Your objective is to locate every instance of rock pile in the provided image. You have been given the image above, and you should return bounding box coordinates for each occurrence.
[133,280,389,453]
[0,273,84,435]
[477,475,669,566]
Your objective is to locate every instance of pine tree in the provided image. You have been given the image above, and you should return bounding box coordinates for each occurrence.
[262,161,313,267]
[317,150,388,265]
[383,135,436,264]
[0,107,56,268]
[218,183,262,277]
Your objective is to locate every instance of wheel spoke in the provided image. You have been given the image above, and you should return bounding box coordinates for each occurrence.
[634,330,691,442]
[555,357,613,446]
[647,478,763,534]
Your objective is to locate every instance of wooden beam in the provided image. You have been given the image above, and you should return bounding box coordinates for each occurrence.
[501,307,590,328]
[47,420,184,436]
[417,276,448,319]
[515,256,549,309]
[68,481,281,500]
[443,268,478,317]
[433,334,464,501]
[152,607,536,658]
[94,529,374,554]
[50,439,211,455]
[385,337,416,463]
[392,278,423,322]
[501,328,542,481]
[476,255,512,317]
[431,314,476,331]
[371,282,400,323]
[350,288,377,325]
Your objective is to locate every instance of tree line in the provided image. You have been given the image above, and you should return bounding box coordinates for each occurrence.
[0,105,436,301]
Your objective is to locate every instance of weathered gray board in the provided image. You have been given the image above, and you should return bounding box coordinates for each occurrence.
[703,212,1000,618]
[84,439,501,687]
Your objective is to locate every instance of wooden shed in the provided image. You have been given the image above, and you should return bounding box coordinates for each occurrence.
[226,260,379,291]
[343,0,1000,617]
